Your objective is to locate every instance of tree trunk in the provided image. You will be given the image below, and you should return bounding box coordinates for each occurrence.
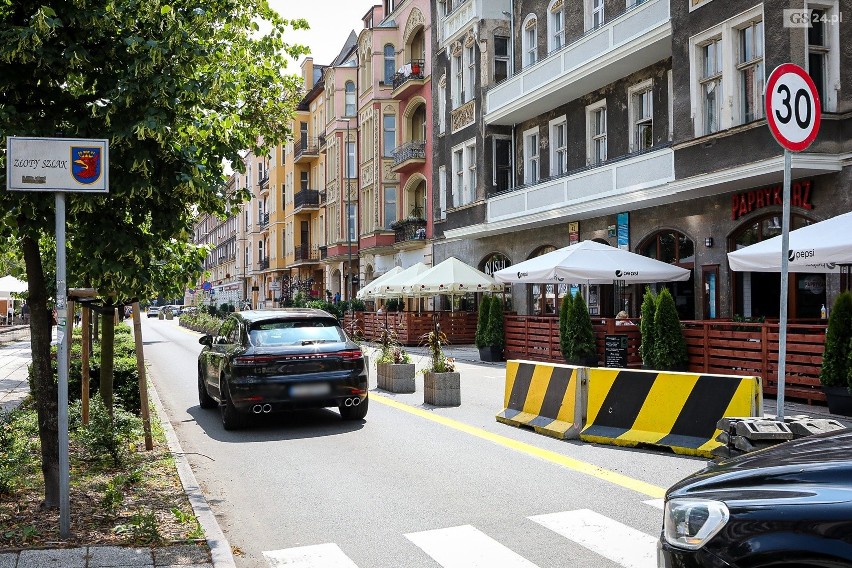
[100,308,115,414]
[21,233,60,508]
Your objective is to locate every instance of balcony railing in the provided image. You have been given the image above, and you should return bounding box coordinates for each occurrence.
[485,0,670,125]
[319,245,328,260]
[439,0,473,44]
[393,218,427,243]
[392,60,425,91]
[294,189,320,209]
[294,137,319,161]
[259,257,270,270]
[294,243,320,262]
[259,212,269,228]
[392,140,426,168]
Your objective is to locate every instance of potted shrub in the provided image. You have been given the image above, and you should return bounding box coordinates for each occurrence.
[421,328,460,406]
[820,291,852,415]
[566,293,597,366]
[375,329,415,393]
[475,295,493,360]
[639,287,656,369]
[652,288,688,371]
[480,296,504,362]
[559,291,575,362]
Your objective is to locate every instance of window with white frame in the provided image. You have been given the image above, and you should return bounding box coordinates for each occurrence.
[586,100,607,165]
[587,0,604,29]
[700,38,722,134]
[438,82,446,133]
[494,36,510,83]
[347,203,356,241]
[523,127,539,184]
[523,16,537,68]
[383,114,396,157]
[450,139,477,208]
[438,166,447,219]
[628,80,653,152]
[346,141,356,178]
[384,187,397,228]
[465,45,475,103]
[345,81,356,116]
[384,44,395,84]
[453,148,463,207]
[466,143,476,203]
[738,20,764,123]
[493,136,512,192]
[549,117,568,176]
[805,1,840,113]
[453,52,463,107]
[549,1,564,52]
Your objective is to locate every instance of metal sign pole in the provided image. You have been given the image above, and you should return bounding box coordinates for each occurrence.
[55,192,70,537]
[776,149,792,420]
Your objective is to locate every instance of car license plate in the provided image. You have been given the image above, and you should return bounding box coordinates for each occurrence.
[290,383,331,397]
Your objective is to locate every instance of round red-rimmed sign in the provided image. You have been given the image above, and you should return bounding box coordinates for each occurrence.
[765,63,821,152]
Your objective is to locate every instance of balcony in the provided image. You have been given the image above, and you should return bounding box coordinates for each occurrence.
[391,60,427,98]
[259,257,270,271]
[484,0,671,126]
[446,147,675,240]
[319,245,327,260]
[294,137,319,163]
[259,173,269,193]
[294,189,321,211]
[259,212,269,230]
[359,231,396,254]
[293,243,321,264]
[438,0,474,44]
[391,140,426,174]
[392,218,428,248]
[318,133,327,153]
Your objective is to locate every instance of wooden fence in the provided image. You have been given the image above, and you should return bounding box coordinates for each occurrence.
[504,316,827,405]
[343,311,477,346]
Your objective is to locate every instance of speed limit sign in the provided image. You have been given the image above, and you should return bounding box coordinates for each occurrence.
[765,63,821,152]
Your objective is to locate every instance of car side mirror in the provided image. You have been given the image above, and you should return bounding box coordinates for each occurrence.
[199,335,213,347]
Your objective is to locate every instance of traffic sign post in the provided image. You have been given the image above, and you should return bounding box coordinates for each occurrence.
[764,64,821,420]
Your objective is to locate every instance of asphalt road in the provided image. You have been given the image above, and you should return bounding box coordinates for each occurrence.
[140,317,708,568]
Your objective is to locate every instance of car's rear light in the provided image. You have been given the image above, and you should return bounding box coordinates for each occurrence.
[337,350,364,360]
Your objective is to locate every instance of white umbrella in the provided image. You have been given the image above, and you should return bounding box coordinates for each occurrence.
[492,240,691,284]
[404,257,503,296]
[0,275,28,296]
[356,266,404,299]
[727,211,852,273]
[375,262,431,297]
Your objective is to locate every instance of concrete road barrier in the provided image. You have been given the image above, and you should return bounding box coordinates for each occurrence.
[580,369,762,457]
[496,360,586,439]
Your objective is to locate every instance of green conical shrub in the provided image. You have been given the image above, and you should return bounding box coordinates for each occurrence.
[567,292,596,363]
[559,292,575,362]
[485,296,505,349]
[821,291,852,388]
[475,295,492,349]
[639,287,657,368]
[652,288,688,371]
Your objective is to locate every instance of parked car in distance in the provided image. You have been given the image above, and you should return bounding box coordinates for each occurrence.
[146,306,161,318]
[197,308,368,430]
[165,305,182,316]
[659,427,852,567]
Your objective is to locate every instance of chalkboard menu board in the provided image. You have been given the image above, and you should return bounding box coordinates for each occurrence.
[605,334,629,368]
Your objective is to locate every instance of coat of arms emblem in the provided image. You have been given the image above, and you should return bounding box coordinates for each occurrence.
[71,147,101,184]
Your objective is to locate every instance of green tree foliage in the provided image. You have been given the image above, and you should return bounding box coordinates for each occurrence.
[0,0,307,507]
[639,287,657,367]
[559,292,575,362]
[567,293,596,363]
[484,296,504,349]
[475,295,492,349]
[821,291,852,388]
[652,288,688,371]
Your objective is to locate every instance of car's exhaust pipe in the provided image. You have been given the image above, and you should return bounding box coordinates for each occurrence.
[262,404,272,413]
[252,404,263,414]
[344,397,361,407]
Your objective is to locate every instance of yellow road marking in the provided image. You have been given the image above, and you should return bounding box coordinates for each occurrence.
[371,392,666,498]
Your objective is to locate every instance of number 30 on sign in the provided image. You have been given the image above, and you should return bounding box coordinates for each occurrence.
[765,63,821,152]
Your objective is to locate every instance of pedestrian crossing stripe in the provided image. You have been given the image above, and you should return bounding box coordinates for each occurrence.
[262,508,662,567]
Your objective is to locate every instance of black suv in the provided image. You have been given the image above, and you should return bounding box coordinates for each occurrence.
[197,308,368,429]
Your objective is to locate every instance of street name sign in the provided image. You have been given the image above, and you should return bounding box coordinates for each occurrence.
[765,63,821,152]
[6,137,109,192]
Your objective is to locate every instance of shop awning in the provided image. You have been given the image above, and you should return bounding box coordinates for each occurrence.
[403,257,502,296]
[356,266,404,299]
[727,210,852,273]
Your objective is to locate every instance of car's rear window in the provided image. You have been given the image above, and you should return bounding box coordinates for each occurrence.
[248,319,346,346]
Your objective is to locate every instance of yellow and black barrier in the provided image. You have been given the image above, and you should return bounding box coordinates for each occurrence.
[580,368,762,457]
[496,360,586,439]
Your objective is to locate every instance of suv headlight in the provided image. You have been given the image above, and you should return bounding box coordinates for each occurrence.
[663,498,729,550]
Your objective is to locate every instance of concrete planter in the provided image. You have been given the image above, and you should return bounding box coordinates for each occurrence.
[376,363,416,393]
[424,371,460,406]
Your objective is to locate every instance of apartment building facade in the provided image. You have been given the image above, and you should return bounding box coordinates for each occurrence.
[432,0,851,321]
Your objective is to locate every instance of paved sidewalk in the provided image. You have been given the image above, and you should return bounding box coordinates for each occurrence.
[0,336,225,568]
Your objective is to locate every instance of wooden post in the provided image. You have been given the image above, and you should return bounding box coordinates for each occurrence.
[81,305,90,425]
[131,302,153,451]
